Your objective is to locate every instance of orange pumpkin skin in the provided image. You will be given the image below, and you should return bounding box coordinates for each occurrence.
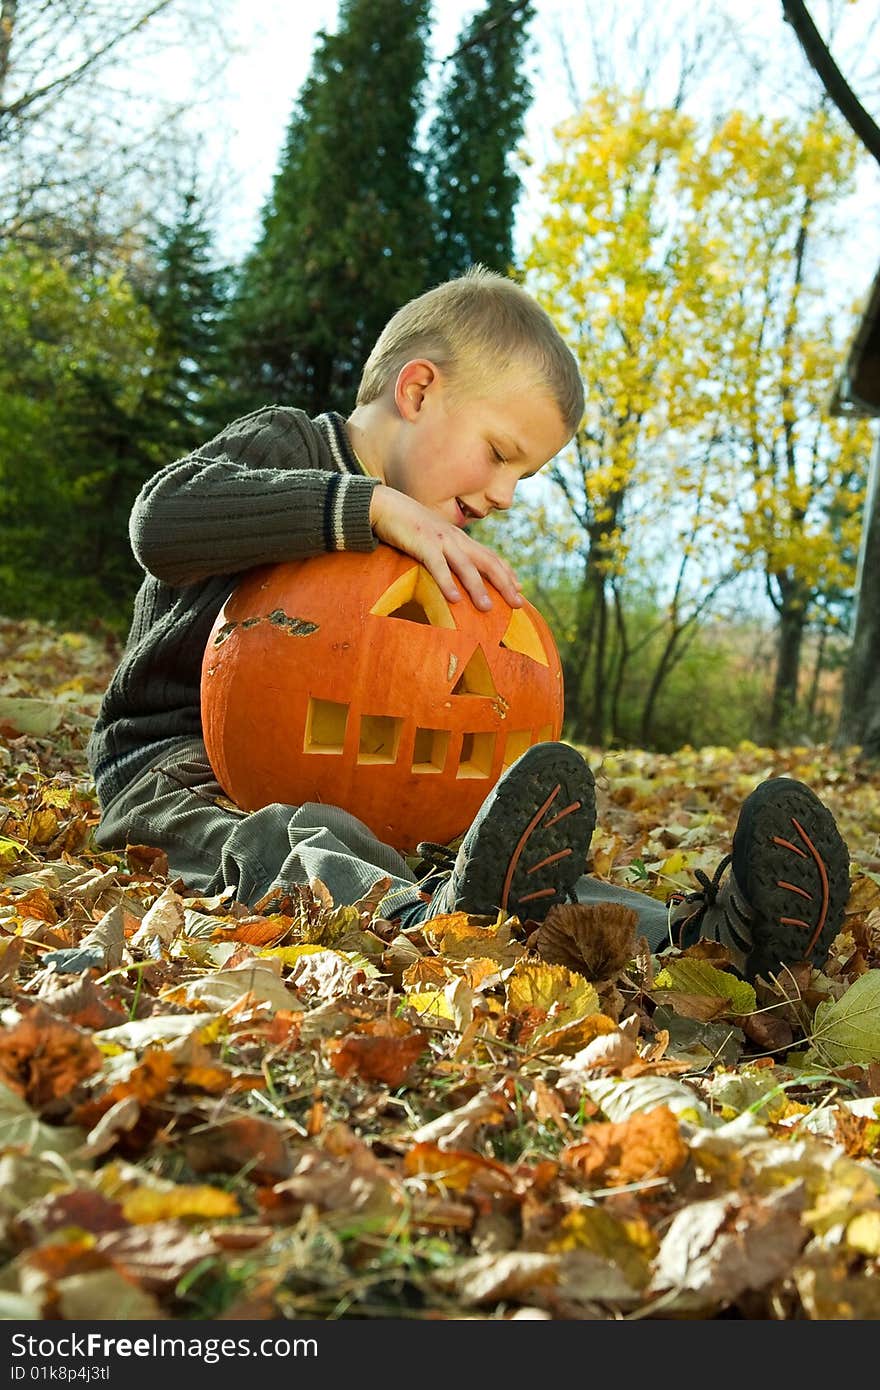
[201,544,564,853]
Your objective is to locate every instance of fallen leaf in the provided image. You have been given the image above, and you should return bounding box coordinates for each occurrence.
[505,959,600,1026]
[120,1184,239,1224]
[130,886,185,949]
[533,902,639,981]
[327,1020,428,1086]
[181,1113,293,1182]
[561,1104,689,1186]
[647,1184,807,1312]
[0,1005,103,1110]
[404,1142,515,1197]
[808,970,880,1066]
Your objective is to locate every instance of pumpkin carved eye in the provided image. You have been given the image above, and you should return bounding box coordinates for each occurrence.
[201,546,564,852]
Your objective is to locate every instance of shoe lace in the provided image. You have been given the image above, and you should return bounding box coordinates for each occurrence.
[414,840,457,887]
[669,852,732,948]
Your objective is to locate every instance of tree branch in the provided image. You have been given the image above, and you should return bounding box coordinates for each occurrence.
[781,0,880,167]
[444,0,532,62]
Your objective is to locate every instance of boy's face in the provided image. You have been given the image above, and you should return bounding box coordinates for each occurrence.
[383,362,571,528]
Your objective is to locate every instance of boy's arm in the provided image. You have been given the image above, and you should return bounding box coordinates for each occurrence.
[130,408,380,587]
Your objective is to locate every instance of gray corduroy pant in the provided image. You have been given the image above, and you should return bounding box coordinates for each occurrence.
[94,737,670,949]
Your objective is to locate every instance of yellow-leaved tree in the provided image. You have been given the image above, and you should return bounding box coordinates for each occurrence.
[524,90,873,746]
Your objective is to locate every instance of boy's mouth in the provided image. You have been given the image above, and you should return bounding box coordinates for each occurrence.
[455,498,485,525]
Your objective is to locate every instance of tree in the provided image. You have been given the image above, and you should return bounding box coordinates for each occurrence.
[776,0,880,756]
[0,246,158,626]
[225,0,434,418]
[699,108,872,741]
[523,90,738,744]
[0,1,232,256]
[426,0,535,280]
[524,93,872,746]
[134,186,231,452]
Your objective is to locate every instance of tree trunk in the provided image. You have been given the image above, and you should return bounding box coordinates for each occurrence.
[769,586,808,742]
[586,561,608,745]
[838,434,880,757]
[560,561,595,742]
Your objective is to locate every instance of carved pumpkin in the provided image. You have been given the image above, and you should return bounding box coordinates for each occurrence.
[201,544,564,852]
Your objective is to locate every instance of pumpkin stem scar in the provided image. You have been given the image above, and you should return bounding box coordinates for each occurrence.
[266,610,319,636]
[212,613,318,646]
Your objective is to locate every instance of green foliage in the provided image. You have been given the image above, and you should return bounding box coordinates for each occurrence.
[223,0,435,418]
[426,0,535,279]
[135,189,233,448]
[0,247,158,630]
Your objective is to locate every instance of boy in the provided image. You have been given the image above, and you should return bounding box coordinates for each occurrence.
[87,267,850,982]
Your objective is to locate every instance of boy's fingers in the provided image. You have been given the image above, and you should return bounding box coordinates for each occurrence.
[467,544,523,608]
[446,554,493,611]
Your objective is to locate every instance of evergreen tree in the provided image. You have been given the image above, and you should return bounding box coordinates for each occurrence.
[137,189,232,451]
[226,0,433,418]
[427,0,535,280]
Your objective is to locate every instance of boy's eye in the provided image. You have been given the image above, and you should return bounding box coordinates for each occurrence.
[490,444,507,463]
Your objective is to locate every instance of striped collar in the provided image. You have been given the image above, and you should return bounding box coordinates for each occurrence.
[314,412,369,477]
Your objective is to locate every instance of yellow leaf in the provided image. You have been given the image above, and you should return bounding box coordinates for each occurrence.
[505,959,600,1025]
[404,989,457,1022]
[121,1184,239,1223]
[653,959,756,1015]
[0,839,23,880]
[846,1210,880,1257]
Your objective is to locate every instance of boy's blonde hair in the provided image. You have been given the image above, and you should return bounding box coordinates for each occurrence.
[356,265,584,435]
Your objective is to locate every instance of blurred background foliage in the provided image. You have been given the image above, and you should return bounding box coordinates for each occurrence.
[0,0,878,752]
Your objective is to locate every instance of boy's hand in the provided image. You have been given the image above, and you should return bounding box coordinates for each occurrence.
[369,485,523,611]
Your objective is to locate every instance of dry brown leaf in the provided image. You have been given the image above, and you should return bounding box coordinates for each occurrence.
[0,936,25,989]
[182,1112,294,1182]
[95,1220,221,1291]
[0,1005,103,1110]
[11,1190,127,1246]
[55,1268,166,1321]
[37,972,127,1029]
[561,1104,689,1186]
[326,1020,429,1086]
[410,1088,512,1148]
[533,902,639,982]
[126,844,170,879]
[648,1185,807,1310]
[263,1149,400,1223]
[286,947,366,998]
[131,885,185,949]
[80,901,125,969]
[77,1096,142,1159]
[9,887,57,924]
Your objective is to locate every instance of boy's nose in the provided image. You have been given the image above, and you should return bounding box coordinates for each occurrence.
[485,477,517,511]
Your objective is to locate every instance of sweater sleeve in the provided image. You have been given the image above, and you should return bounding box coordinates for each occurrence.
[129,407,380,587]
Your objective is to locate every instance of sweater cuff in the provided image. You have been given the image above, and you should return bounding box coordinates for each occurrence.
[330,474,380,552]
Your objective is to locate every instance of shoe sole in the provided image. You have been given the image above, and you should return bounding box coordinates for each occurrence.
[450,743,596,923]
[732,777,850,978]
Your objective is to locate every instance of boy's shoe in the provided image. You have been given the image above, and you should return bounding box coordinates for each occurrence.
[415,742,596,925]
[668,776,850,981]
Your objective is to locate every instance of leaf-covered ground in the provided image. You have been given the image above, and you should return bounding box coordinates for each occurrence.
[1,615,879,1321]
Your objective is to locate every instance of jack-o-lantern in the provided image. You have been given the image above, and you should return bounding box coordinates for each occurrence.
[201,544,564,853]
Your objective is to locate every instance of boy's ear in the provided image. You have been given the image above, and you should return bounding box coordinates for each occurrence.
[394,359,440,420]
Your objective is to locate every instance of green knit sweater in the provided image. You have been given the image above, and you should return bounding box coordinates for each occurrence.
[87,407,380,807]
